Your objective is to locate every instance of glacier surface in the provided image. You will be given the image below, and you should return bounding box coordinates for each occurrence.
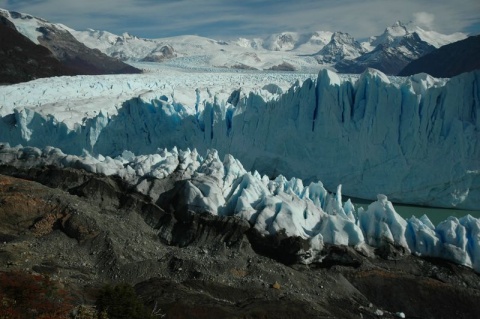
[1,69,479,209]
[0,69,315,128]
[1,144,479,271]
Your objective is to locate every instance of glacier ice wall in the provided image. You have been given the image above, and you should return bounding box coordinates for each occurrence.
[1,144,479,271]
[1,69,479,209]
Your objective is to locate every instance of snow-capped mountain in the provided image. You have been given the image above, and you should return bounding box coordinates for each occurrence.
[0,8,141,80]
[314,31,366,64]
[71,29,336,71]
[0,14,75,83]
[336,21,467,75]
[260,31,333,53]
[370,21,466,49]
[0,8,468,74]
[69,19,466,74]
[70,29,325,71]
[262,32,300,51]
[228,31,334,55]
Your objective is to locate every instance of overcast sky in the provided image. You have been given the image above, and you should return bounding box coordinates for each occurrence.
[4,0,480,40]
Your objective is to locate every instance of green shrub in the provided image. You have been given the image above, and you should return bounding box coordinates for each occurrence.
[95,284,152,319]
[71,305,109,319]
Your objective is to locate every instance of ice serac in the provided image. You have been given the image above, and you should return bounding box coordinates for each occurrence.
[359,194,409,250]
[1,69,479,209]
[225,69,480,210]
[1,144,479,271]
[0,145,365,264]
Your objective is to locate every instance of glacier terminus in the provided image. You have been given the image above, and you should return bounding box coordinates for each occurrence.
[1,68,479,210]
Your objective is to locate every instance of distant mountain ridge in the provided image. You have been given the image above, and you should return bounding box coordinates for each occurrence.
[0,8,468,75]
[70,21,467,75]
[335,21,467,75]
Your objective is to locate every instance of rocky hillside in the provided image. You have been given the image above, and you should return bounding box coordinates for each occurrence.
[0,16,75,84]
[398,35,480,77]
[0,164,479,318]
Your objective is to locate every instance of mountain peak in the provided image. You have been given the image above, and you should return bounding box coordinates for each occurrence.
[392,20,408,27]
[383,21,410,38]
[330,31,355,43]
[315,31,364,63]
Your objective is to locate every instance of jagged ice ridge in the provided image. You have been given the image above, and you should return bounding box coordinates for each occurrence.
[1,144,479,271]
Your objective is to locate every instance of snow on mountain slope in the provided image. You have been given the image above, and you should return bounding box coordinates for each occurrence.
[262,32,300,51]
[69,28,333,71]
[296,31,335,53]
[1,144,479,271]
[337,21,468,75]
[0,15,77,84]
[335,32,435,75]
[2,5,470,76]
[0,8,60,44]
[370,21,466,49]
[0,7,466,75]
[0,7,322,73]
[0,8,141,77]
[1,68,478,211]
[69,18,465,75]
[260,31,333,53]
[314,32,365,63]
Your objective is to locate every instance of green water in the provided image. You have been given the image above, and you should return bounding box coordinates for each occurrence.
[351,198,480,226]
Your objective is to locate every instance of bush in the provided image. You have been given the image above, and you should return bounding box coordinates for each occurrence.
[95,284,152,319]
[0,270,73,319]
[71,305,109,319]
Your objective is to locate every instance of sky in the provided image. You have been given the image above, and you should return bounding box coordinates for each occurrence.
[3,0,480,40]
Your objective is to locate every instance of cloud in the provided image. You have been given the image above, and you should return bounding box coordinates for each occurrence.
[3,0,480,39]
[413,12,435,30]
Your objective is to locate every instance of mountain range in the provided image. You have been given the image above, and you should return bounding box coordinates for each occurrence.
[0,8,141,84]
[1,7,471,79]
[68,21,468,75]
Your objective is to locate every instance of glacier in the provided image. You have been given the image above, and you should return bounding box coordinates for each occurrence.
[1,69,479,209]
[1,144,479,271]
